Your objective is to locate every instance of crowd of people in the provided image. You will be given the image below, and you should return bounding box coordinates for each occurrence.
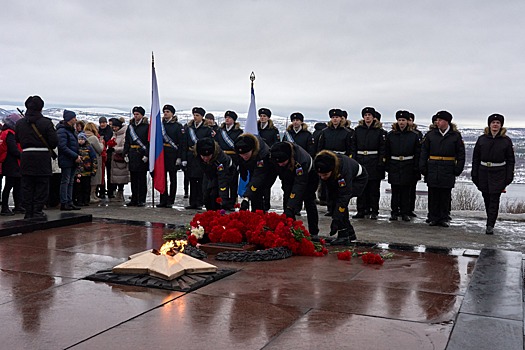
[2,95,516,244]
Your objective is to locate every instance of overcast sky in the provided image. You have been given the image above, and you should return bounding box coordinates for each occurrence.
[1,0,524,127]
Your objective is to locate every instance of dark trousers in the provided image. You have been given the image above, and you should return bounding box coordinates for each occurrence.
[202,178,219,211]
[390,184,410,216]
[130,171,147,203]
[159,170,177,205]
[482,192,501,227]
[2,176,22,209]
[408,180,418,213]
[76,176,91,205]
[427,187,451,223]
[284,174,319,236]
[184,169,189,195]
[189,177,203,207]
[356,179,381,215]
[21,175,49,216]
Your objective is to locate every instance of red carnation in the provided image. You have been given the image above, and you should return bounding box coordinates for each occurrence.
[337,251,352,261]
[216,197,223,204]
[187,234,198,246]
[234,203,240,209]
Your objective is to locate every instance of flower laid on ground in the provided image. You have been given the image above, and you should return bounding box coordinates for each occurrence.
[333,248,394,265]
[337,250,352,261]
[190,225,205,240]
[186,210,328,256]
[361,252,384,265]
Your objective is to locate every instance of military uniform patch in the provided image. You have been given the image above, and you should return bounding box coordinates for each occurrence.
[257,160,264,167]
[338,178,346,187]
[296,167,303,176]
[338,207,346,212]
[220,187,227,191]
[217,164,224,171]
[251,185,257,192]
[290,193,296,199]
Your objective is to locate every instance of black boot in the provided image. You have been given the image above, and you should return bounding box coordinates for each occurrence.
[1,207,14,216]
[329,228,356,246]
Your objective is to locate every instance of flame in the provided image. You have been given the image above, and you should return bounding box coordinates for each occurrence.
[159,240,187,255]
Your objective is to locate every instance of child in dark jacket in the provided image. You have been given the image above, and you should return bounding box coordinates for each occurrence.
[74,132,98,206]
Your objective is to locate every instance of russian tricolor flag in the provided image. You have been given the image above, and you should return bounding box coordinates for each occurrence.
[149,53,165,194]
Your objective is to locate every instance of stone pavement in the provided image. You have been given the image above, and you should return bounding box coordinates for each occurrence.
[0,200,523,349]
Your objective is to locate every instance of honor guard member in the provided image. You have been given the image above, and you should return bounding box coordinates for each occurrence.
[15,96,58,219]
[234,133,276,212]
[317,109,353,156]
[385,110,421,221]
[157,104,184,208]
[215,110,243,203]
[204,113,219,136]
[341,110,354,134]
[182,107,213,209]
[420,111,465,227]
[257,107,279,211]
[471,114,515,234]
[407,112,423,217]
[314,150,368,245]
[352,107,386,220]
[270,141,320,240]
[282,112,316,157]
[196,138,237,211]
[124,106,149,207]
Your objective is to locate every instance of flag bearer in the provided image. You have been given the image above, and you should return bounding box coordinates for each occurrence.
[124,106,149,207]
[157,104,184,208]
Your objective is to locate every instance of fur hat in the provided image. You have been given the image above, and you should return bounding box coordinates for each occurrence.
[341,110,348,118]
[63,109,77,122]
[163,104,175,114]
[362,107,376,117]
[329,108,343,117]
[434,110,452,123]
[270,142,292,163]
[234,135,256,154]
[25,95,44,112]
[396,110,410,120]
[314,153,336,173]
[192,107,206,117]
[99,116,108,123]
[133,106,145,116]
[224,110,238,121]
[408,112,415,121]
[290,112,304,122]
[258,108,272,118]
[487,113,504,126]
[374,110,382,121]
[204,113,215,120]
[196,137,215,156]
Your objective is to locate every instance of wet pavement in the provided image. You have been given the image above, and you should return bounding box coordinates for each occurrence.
[0,200,523,349]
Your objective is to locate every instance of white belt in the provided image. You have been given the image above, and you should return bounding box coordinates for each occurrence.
[391,155,414,161]
[23,147,49,152]
[357,150,378,155]
[481,161,506,167]
[332,150,345,154]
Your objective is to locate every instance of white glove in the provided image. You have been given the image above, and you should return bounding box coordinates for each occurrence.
[124,155,129,163]
[142,156,148,163]
[176,158,182,166]
[182,161,187,167]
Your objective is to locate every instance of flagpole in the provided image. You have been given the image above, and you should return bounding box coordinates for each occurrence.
[151,52,154,208]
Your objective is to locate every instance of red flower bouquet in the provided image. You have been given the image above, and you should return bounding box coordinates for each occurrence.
[337,250,352,261]
[187,210,327,256]
[361,252,384,265]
